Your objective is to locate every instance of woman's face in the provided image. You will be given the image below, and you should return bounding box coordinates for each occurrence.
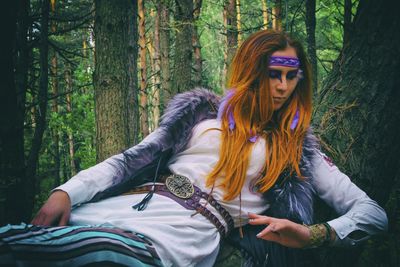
[268,46,301,110]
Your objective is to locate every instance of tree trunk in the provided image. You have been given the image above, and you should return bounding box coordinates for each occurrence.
[152,8,161,128]
[305,0,317,93]
[64,65,77,177]
[93,0,138,162]
[0,0,25,224]
[314,0,400,265]
[172,0,193,94]
[127,0,139,145]
[159,0,171,108]
[343,0,352,47]
[222,0,238,89]
[138,0,149,138]
[236,0,242,46]
[25,0,50,220]
[272,0,282,31]
[261,0,269,29]
[192,0,203,86]
[50,1,61,187]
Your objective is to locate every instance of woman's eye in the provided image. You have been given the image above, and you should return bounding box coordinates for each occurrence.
[268,70,281,79]
[287,70,299,80]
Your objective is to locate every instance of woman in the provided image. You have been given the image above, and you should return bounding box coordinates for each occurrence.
[0,30,387,267]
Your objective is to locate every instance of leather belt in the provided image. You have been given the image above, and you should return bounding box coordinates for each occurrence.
[125,183,234,238]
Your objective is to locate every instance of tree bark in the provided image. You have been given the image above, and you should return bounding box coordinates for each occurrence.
[172,0,193,94]
[50,0,61,187]
[93,0,138,162]
[0,0,24,224]
[64,65,77,177]
[192,0,203,87]
[305,0,317,93]
[25,0,50,220]
[343,0,352,47]
[127,0,139,145]
[138,0,149,138]
[222,0,238,89]
[159,0,171,107]
[236,0,242,46]
[261,0,269,29]
[151,7,161,129]
[272,0,282,31]
[314,0,400,265]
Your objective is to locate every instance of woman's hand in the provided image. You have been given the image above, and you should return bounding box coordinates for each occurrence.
[248,213,311,248]
[31,190,72,226]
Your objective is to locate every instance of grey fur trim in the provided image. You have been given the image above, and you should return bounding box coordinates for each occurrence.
[264,129,318,225]
[159,87,220,154]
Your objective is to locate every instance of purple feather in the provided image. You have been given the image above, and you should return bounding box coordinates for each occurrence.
[290,110,300,130]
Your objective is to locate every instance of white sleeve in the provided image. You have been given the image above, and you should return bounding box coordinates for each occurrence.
[311,151,388,247]
[53,129,163,207]
[53,153,126,207]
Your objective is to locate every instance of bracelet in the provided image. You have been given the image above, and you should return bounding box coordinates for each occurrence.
[304,223,332,248]
[321,222,332,245]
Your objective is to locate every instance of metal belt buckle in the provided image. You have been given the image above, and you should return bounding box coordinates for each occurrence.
[165,174,195,199]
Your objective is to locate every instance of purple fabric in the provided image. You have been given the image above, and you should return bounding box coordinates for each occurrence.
[269,56,300,68]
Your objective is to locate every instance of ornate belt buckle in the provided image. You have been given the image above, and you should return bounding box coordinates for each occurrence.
[165,174,194,199]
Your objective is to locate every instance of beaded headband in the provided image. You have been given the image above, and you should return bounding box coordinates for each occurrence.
[269,56,300,68]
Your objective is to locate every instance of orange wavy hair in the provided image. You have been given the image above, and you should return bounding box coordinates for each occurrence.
[206,30,313,201]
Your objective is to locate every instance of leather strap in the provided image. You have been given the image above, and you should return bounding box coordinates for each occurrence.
[125,184,234,238]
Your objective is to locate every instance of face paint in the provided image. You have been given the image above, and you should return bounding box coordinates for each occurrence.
[268,69,301,82]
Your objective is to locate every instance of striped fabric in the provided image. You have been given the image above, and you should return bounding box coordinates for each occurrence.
[0,223,162,267]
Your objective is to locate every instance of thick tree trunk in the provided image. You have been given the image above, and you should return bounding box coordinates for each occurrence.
[172,0,193,94]
[305,0,317,93]
[25,0,50,220]
[343,0,352,47]
[314,0,400,265]
[93,0,138,162]
[0,0,25,224]
[192,0,203,87]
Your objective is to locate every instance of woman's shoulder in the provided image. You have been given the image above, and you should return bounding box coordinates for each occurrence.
[192,119,221,137]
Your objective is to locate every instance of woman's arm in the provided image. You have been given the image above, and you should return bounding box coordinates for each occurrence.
[31,128,168,226]
[310,150,388,246]
[247,150,388,249]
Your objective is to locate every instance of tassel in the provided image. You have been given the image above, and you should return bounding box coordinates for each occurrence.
[132,189,154,211]
[239,192,244,238]
[132,153,164,211]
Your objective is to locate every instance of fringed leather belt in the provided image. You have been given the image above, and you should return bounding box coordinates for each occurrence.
[125,174,234,238]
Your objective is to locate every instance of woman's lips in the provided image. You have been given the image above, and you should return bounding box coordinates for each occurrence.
[273,97,286,102]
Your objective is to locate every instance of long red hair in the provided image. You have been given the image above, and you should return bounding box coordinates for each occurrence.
[206,30,313,201]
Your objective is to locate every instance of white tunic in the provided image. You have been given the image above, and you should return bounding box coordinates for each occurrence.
[56,119,388,266]
[60,119,268,267]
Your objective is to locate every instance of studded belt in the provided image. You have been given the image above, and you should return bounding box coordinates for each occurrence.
[124,174,234,238]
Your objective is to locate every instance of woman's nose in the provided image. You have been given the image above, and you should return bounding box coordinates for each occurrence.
[276,77,288,91]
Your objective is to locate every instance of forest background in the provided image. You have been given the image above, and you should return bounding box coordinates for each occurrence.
[1,0,399,266]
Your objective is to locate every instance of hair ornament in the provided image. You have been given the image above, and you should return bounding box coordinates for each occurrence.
[290,109,300,130]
